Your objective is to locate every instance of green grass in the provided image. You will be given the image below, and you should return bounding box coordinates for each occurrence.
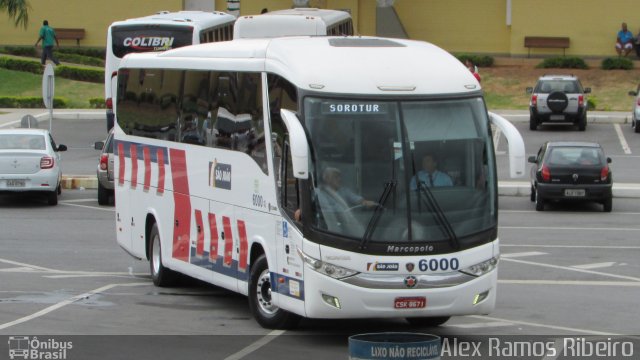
[0,68,102,108]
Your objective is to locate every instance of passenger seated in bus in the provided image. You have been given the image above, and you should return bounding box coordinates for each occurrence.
[316,167,377,211]
[410,154,453,190]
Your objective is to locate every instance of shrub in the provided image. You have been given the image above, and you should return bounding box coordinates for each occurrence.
[0,96,68,108]
[601,57,633,70]
[55,65,104,83]
[0,56,43,74]
[56,47,106,60]
[536,56,588,69]
[0,46,38,57]
[457,54,494,67]
[587,97,597,110]
[56,53,105,67]
[89,97,106,108]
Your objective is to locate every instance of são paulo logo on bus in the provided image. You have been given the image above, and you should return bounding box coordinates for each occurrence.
[122,36,175,51]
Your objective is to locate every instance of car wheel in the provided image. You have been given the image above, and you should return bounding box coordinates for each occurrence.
[603,198,612,212]
[97,182,109,205]
[406,316,451,327]
[529,116,538,130]
[149,223,176,287]
[535,188,544,211]
[578,114,587,131]
[248,254,300,329]
[47,190,58,206]
[530,185,536,202]
[635,119,640,133]
[57,184,62,195]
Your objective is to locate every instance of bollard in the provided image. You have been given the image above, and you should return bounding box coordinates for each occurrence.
[349,332,441,360]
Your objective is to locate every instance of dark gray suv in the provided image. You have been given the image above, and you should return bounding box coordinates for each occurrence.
[527,75,591,131]
[94,130,114,205]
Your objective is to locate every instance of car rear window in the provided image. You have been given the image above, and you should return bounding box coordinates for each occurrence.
[546,147,602,166]
[535,80,581,94]
[0,134,46,150]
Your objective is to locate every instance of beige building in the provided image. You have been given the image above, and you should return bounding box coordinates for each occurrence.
[0,0,636,58]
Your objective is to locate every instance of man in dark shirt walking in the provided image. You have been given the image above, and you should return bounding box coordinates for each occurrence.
[34,20,60,65]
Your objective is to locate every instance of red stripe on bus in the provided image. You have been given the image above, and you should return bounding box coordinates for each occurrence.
[208,213,218,262]
[143,146,151,191]
[117,142,125,186]
[237,220,248,272]
[130,144,138,189]
[169,149,191,262]
[222,216,233,267]
[195,209,204,257]
[157,148,165,194]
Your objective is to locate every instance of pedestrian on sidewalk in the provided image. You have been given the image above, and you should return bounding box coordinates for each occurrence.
[34,20,60,66]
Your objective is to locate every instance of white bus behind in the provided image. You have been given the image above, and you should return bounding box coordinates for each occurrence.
[113,36,525,329]
[233,8,353,39]
[105,11,236,131]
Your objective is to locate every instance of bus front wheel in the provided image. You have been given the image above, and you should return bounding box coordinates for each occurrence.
[248,254,300,329]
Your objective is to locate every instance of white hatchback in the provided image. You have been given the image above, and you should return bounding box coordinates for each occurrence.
[0,129,67,205]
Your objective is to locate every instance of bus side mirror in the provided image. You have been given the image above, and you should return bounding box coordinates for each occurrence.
[280,109,309,179]
[488,112,526,178]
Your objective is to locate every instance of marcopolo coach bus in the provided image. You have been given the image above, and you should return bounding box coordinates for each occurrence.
[233,8,353,39]
[113,36,525,328]
[104,11,236,131]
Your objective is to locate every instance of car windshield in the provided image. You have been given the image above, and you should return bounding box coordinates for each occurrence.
[304,96,497,251]
[0,134,46,150]
[536,80,581,94]
[546,146,604,166]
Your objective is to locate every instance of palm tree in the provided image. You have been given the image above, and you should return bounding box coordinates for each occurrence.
[0,0,30,28]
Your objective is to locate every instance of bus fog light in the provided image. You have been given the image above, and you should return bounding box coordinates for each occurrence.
[322,293,341,309]
[473,290,490,305]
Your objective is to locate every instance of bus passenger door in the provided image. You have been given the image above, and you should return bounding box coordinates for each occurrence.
[114,139,133,254]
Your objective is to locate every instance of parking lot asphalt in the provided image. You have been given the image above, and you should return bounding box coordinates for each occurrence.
[2,107,639,197]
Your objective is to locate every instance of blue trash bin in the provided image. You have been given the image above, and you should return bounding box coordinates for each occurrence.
[349,332,441,360]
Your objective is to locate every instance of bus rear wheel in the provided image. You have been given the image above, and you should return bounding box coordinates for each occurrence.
[149,223,176,287]
[248,254,300,329]
[406,316,451,327]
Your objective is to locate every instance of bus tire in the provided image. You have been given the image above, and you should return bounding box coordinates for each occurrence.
[149,223,176,287]
[248,254,300,329]
[406,316,450,327]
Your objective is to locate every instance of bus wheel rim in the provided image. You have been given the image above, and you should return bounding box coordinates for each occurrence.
[152,235,161,275]
[256,269,277,315]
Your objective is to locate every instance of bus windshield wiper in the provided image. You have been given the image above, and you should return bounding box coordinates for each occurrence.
[417,182,459,250]
[358,180,396,250]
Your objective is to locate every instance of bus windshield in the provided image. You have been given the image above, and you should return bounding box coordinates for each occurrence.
[111,24,194,58]
[304,96,497,253]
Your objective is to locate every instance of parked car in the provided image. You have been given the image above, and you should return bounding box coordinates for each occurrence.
[0,129,67,205]
[627,84,640,133]
[94,130,114,205]
[526,75,591,131]
[529,141,612,212]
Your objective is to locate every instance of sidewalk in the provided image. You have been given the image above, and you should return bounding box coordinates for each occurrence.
[1,108,639,197]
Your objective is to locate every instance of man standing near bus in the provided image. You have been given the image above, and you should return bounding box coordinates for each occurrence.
[35,20,60,66]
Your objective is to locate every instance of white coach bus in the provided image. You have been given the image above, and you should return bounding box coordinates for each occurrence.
[104,11,236,131]
[113,36,525,328]
[233,8,353,39]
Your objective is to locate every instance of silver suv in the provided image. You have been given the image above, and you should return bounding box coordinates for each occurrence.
[526,75,590,131]
[94,130,114,205]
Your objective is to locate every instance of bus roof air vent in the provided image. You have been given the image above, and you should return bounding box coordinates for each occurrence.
[329,38,405,48]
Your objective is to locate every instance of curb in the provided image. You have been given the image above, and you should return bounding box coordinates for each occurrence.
[61,176,97,190]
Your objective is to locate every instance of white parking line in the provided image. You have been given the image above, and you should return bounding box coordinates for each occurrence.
[223,330,286,360]
[59,201,115,212]
[501,244,640,249]
[466,315,620,336]
[501,257,640,282]
[572,262,618,270]
[499,279,640,287]
[614,123,632,154]
[448,321,512,329]
[501,251,547,258]
[0,282,148,330]
[500,226,640,232]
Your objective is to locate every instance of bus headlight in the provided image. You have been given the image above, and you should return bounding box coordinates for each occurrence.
[460,256,499,277]
[297,248,359,280]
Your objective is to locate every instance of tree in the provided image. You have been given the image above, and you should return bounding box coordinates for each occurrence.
[0,0,30,28]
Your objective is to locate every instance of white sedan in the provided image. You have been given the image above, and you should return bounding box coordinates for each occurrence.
[0,129,67,205]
